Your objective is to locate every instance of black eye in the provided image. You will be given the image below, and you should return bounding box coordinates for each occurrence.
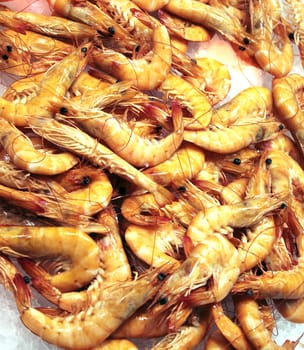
[158,296,168,305]
[23,275,31,284]
[280,202,287,209]
[1,54,9,60]
[278,124,284,130]
[246,289,254,296]
[178,186,186,192]
[81,176,91,186]
[288,32,295,41]
[108,26,115,35]
[238,46,246,51]
[6,45,12,52]
[157,272,166,281]
[233,158,241,165]
[265,158,272,165]
[243,37,250,45]
[60,107,68,115]
[135,45,141,52]
[81,47,88,53]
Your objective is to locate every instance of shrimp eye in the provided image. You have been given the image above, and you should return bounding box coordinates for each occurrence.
[288,32,295,41]
[23,275,31,284]
[280,203,287,209]
[238,46,246,51]
[243,37,250,45]
[81,176,91,186]
[158,296,168,305]
[178,186,186,192]
[265,158,272,165]
[278,124,284,130]
[1,54,9,60]
[6,45,12,52]
[81,47,88,54]
[155,125,162,133]
[246,289,254,296]
[233,158,241,165]
[60,107,69,115]
[135,45,141,52]
[89,232,99,239]
[157,272,167,281]
[108,26,115,36]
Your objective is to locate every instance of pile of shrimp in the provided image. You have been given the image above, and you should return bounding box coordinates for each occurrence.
[0,0,303,349]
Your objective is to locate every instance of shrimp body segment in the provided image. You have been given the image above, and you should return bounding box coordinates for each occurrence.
[273,74,304,156]
[15,266,172,350]
[0,226,100,292]
[0,118,79,175]
[186,193,287,245]
[92,22,172,90]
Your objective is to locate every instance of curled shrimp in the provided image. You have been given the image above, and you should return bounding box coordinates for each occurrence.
[184,119,284,154]
[151,307,211,350]
[125,222,185,269]
[0,226,100,292]
[275,297,304,323]
[0,118,79,175]
[186,192,287,245]
[160,72,213,129]
[0,43,90,126]
[211,302,253,350]
[272,74,304,156]
[92,12,172,90]
[235,295,299,349]
[58,98,184,168]
[233,235,304,299]
[27,115,174,207]
[13,264,173,350]
[248,0,294,77]
[121,192,167,226]
[143,142,206,186]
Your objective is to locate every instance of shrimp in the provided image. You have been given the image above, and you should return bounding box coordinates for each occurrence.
[143,142,206,186]
[248,0,294,77]
[275,297,304,323]
[125,222,185,269]
[233,235,304,299]
[164,0,250,47]
[13,265,173,350]
[151,307,211,350]
[47,0,136,49]
[0,9,96,39]
[160,73,213,129]
[211,302,253,350]
[158,9,210,42]
[183,119,284,154]
[151,234,241,314]
[283,0,304,68]
[58,98,184,168]
[183,57,231,106]
[205,329,234,350]
[0,43,90,126]
[0,28,73,76]
[121,193,167,226]
[27,116,174,207]
[210,86,273,127]
[53,165,113,216]
[91,14,172,90]
[0,226,100,292]
[0,118,79,175]
[235,295,298,350]
[186,192,287,245]
[272,74,304,156]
